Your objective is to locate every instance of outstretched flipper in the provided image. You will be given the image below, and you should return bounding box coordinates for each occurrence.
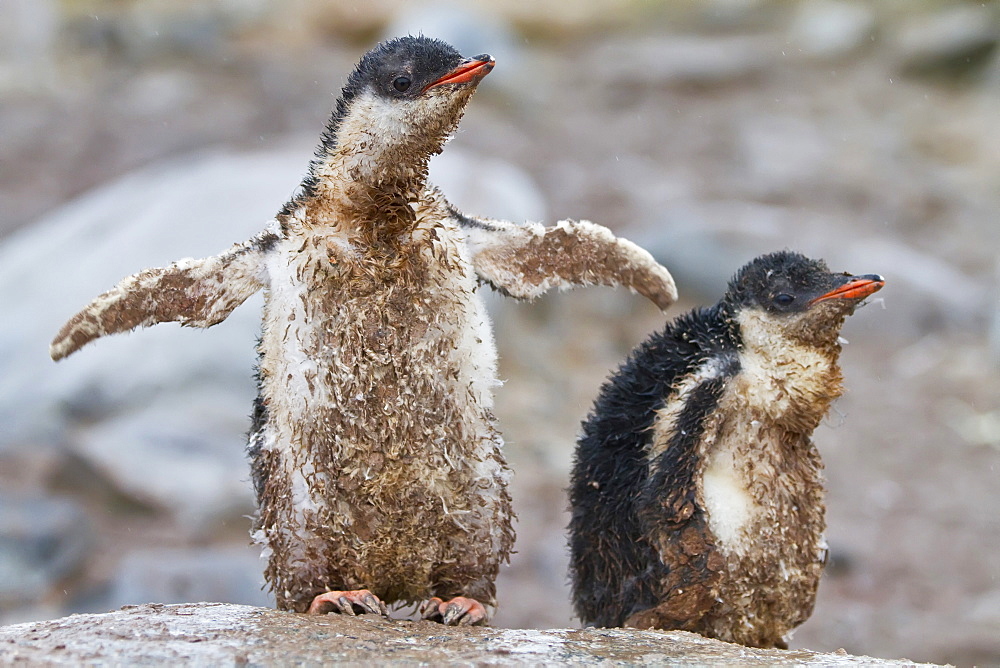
[452,207,677,311]
[50,232,275,361]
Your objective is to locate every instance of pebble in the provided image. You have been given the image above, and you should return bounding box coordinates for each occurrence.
[890,5,1000,77]
[788,0,876,60]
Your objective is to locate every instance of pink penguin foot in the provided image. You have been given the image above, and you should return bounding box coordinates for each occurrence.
[419,596,488,626]
[307,589,388,617]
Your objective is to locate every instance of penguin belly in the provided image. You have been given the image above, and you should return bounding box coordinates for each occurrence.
[249,232,513,612]
[690,403,828,647]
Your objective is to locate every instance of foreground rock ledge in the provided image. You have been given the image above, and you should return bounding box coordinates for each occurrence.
[0,603,937,666]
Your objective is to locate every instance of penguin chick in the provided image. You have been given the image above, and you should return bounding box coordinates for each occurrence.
[568,251,883,647]
[50,36,677,626]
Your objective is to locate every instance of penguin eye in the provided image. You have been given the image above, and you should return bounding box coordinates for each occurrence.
[392,76,412,93]
[773,293,795,307]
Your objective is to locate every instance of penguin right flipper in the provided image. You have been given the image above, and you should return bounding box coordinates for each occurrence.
[572,342,736,629]
[50,232,275,361]
[625,361,734,630]
[449,204,677,311]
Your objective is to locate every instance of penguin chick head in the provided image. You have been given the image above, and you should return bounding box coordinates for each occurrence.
[725,250,884,350]
[325,36,494,171]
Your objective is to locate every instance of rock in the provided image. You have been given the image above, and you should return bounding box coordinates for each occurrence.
[432,148,547,224]
[697,0,775,31]
[0,147,294,452]
[991,262,1000,366]
[890,5,1000,79]
[103,548,271,611]
[788,1,876,60]
[64,1,273,62]
[71,391,256,530]
[0,602,941,666]
[735,113,833,199]
[595,35,775,89]
[0,0,59,92]
[0,493,91,607]
[838,237,985,318]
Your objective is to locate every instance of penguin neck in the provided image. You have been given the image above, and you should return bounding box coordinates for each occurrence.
[306,96,446,243]
[734,309,844,433]
[308,146,431,241]
[318,139,432,193]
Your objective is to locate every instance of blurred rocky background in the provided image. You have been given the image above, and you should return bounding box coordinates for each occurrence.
[0,0,997,665]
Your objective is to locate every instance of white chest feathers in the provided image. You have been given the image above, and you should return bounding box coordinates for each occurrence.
[648,311,838,558]
[700,439,758,552]
[734,308,841,425]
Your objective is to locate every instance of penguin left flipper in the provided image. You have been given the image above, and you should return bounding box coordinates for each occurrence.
[50,232,274,361]
[450,206,677,311]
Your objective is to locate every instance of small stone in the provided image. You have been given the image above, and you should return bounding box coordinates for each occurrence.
[789,1,876,60]
[890,5,999,79]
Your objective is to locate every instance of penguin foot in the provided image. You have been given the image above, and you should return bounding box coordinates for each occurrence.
[307,589,388,617]
[419,596,487,626]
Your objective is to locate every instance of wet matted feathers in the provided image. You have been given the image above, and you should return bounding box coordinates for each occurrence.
[569,251,883,647]
[50,35,677,625]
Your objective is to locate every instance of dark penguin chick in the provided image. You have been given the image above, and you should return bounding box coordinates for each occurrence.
[568,251,884,648]
[50,36,677,626]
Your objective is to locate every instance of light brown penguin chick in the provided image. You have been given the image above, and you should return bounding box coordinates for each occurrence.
[50,36,677,626]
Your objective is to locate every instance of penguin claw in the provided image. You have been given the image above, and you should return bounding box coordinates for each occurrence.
[307,589,388,617]
[419,597,443,621]
[420,596,487,626]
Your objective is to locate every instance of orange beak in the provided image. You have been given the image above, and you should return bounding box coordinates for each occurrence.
[810,274,885,305]
[423,56,495,92]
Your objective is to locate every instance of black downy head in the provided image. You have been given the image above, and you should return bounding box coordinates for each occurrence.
[343,35,493,104]
[306,36,494,188]
[723,250,884,347]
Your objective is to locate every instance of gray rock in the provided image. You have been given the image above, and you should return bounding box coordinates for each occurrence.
[595,34,776,88]
[71,2,273,62]
[890,5,1000,78]
[698,0,774,31]
[0,602,942,666]
[991,262,1000,366]
[105,547,271,610]
[71,391,256,530]
[735,113,833,199]
[788,1,877,60]
[0,493,91,607]
[0,147,301,451]
[0,0,59,91]
[432,148,547,224]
